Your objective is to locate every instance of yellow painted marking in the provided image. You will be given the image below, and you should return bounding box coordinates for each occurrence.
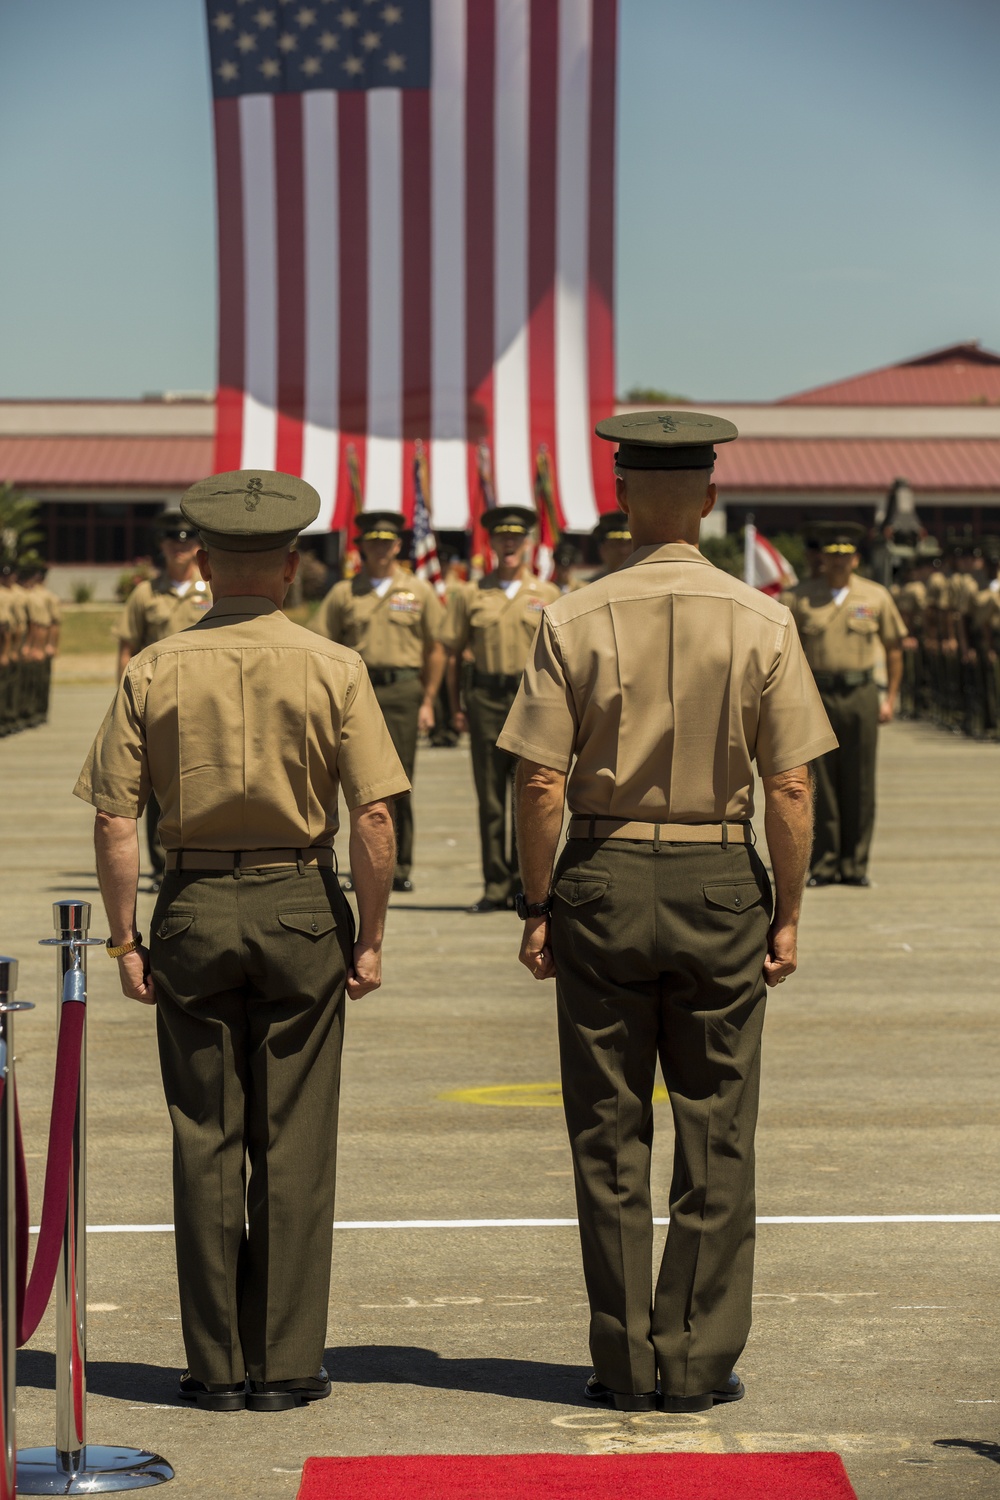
[440,1081,668,1108]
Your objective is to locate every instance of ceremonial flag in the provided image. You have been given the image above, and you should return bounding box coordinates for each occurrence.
[412,441,446,597]
[743,523,798,597]
[532,444,558,580]
[205,0,617,535]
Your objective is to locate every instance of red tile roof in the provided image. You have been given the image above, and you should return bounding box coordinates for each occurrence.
[782,342,1000,407]
[715,439,1000,492]
[2,434,998,497]
[0,437,213,486]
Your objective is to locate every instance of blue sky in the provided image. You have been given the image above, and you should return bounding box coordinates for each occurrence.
[0,0,997,402]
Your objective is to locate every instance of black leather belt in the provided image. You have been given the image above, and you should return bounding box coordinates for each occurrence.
[472,670,522,693]
[812,669,874,690]
[368,667,420,687]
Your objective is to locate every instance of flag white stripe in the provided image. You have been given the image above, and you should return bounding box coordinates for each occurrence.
[301,92,339,531]
[430,0,469,527]
[493,0,534,512]
[239,94,278,469]
[365,89,404,513]
[555,0,598,530]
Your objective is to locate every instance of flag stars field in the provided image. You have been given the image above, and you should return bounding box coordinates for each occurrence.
[208,0,612,530]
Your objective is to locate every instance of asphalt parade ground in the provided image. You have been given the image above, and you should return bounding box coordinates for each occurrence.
[1,678,998,1499]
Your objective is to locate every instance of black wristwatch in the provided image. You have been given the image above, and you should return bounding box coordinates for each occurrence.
[514,892,552,920]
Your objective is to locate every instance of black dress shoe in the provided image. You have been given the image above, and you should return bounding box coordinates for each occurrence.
[392,876,414,893]
[660,1371,745,1413]
[246,1366,332,1413]
[584,1374,658,1412]
[806,874,837,888]
[178,1372,246,1411]
[840,875,870,887]
[467,897,504,913]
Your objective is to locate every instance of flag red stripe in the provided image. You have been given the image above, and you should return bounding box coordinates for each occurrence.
[274,94,306,477]
[213,98,245,473]
[402,90,432,524]
[527,0,561,530]
[337,93,368,525]
[587,0,617,515]
[465,0,496,529]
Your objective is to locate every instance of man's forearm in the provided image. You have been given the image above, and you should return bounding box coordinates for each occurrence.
[885,645,903,706]
[762,768,813,925]
[349,801,396,946]
[514,760,567,903]
[446,653,462,717]
[423,641,446,701]
[94,812,141,944]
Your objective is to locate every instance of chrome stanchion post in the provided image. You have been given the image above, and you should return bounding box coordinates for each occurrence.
[54,900,89,1464]
[17,903,173,1494]
[0,958,34,1500]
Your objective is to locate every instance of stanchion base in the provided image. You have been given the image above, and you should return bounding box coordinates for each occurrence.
[16,1444,174,1492]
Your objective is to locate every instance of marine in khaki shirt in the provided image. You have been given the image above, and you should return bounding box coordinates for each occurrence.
[0,567,28,733]
[312,511,444,890]
[498,411,837,1416]
[116,511,212,876]
[77,598,407,850]
[783,524,904,887]
[75,470,407,1413]
[115,511,212,668]
[437,505,560,912]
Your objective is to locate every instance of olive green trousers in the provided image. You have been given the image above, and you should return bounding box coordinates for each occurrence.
[373,676,423,880]
[552,838,771,1399]
[467,684,519,902]
[811,681,879,882]
[151,864,353,1385]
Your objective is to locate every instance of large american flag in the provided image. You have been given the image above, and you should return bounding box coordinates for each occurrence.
[206,0,617,535]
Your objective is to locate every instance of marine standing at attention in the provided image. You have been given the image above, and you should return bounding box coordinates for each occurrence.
[116,510,213,886]
[498,413,837,1413]
[783,522,904,887]
[75,470,408,1414]
[589,509,633,580]
[439,506,560,913]
[312,511,444,892]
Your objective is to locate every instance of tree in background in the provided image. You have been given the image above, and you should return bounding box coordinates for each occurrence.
[621,386,691,404]
[0,483,44,565]
[702,529,807,582]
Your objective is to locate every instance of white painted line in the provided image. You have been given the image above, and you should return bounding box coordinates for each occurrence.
[28,1213,1000,1234]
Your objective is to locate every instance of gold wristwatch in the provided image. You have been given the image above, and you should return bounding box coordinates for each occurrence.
[106,933,142,959]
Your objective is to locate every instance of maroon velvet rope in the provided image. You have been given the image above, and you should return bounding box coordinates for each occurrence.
[13,1000,86,1347]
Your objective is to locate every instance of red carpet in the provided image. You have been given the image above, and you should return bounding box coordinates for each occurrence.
[297,1453,858,1499]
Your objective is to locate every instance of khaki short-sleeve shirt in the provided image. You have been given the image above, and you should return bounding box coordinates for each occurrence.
[783,575,905,673]
[75,597,410,850]
[25,589,51,628]
[439,571,561,675]
[497,543,837,823]
[44,588,63,627]
[5,585,28,635]
[312,568,444,669]
[115,575,213,650]
[896,580,927,622]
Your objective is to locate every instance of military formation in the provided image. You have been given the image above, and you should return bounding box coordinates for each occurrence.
[5,408,996,1415]
[0,555,61,736]
[891,537,1000,740]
